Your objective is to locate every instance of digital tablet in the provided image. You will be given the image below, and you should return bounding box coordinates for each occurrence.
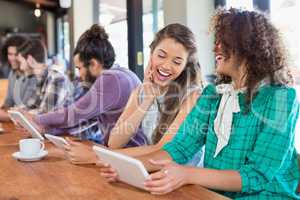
[93,146,149,190]
[45,134,69,149]
[8,110,44,140]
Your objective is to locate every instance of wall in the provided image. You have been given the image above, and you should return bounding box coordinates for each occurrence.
[163,0,215,79]
[163,0,187,25]
[46,11,56,56]
[0,0,41,33]
[186,0,215,77]
[72,0,94,44]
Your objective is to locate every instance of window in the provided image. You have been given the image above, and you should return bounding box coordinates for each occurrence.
[271,0,300,152]
[271,0,300,70]
[99,0,128,68]
[142,0,164,69]
[56,15,70,71]
[226,0,253,10]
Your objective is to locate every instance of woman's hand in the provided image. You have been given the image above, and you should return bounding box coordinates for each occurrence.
[144,159,189,195]
[63,138,98,165]
[142,58,160,105]
[97,161,120,183]
[144,57,154,83]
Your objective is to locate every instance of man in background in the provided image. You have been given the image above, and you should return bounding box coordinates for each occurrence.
[0,35,37,122]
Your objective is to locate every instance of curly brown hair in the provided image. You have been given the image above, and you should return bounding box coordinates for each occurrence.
[211,8,293,106]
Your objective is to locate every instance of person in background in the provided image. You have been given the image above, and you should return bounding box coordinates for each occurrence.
[98,9,300,199]
[18,38,74,114]
[22,24,143,147]
[0,65,8,78]
[59,50,97,142]
[62,23,204,166]
[62,54,94,108]
[0,57,10,79]
[0,37,11,78]
[0,35,37,122]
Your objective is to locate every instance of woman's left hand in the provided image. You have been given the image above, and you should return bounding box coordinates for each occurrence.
[63,138,98,165]
[144,159,189,195]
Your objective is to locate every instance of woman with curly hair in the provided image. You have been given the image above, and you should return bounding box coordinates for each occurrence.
[98,8,300,199]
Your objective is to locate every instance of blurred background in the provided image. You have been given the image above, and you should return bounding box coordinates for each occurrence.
[0,0,299,79]
[0,0,299,150]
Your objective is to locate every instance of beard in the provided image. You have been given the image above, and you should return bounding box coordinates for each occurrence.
[84,69,97,84]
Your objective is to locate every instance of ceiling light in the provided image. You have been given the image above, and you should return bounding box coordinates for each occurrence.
[34,4,41,18]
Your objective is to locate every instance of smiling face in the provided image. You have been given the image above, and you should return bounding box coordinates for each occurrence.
[215,53,238,77]
[7,46,19,70]
[151,38,189,88]
[215,43,242,78]
[214,43,248,88]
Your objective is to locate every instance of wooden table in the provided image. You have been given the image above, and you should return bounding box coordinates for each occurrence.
[0,123,230,200]
[0,79,8,105]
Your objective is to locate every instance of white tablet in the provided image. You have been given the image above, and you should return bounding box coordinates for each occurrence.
[45,134,69,149]
[8,110,44,140]
[93,146,149,190]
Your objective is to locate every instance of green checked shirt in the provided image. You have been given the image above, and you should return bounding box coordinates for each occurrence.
[163,84,300,200]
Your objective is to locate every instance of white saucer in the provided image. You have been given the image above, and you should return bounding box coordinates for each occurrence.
[12,150,48,162]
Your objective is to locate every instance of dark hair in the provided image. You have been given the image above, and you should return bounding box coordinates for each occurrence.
[18,39,47,63]
[212,8,293,106]
[150,23,203,143]
[1,35,29,63]
[73,24,115,70]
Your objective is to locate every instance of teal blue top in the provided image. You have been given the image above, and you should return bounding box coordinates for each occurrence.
[163,84,300,199]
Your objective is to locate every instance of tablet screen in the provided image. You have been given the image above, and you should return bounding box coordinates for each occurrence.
[8,111,44,140]
[45,134,69,149]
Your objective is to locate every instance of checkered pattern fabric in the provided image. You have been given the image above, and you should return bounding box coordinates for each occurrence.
[27,68,73,114]
[163,84,300,199]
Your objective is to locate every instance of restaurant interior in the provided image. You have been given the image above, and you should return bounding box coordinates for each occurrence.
[0,0,299,199]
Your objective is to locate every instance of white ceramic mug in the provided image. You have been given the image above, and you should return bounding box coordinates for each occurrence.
[19,138,45,157]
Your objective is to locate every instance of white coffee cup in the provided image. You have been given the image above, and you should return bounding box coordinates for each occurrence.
[19,138,45,157]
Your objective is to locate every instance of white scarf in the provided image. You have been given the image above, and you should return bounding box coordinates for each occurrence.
[213,84,245,158]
